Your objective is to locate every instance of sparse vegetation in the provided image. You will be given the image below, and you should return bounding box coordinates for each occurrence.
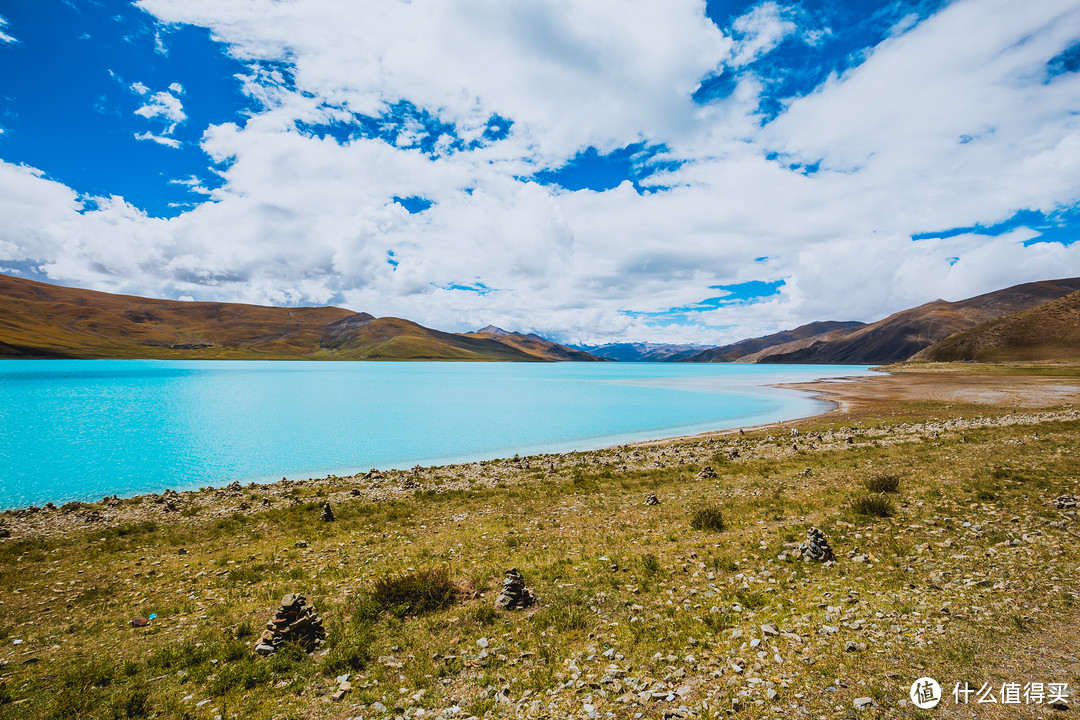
[689,505,725,531]
[862,473,900,493]
[371,566,456,616]
[1,368,1079,718]
[850,494,895,517]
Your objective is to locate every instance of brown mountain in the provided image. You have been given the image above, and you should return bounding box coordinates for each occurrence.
[0,274,600,362]
[753,278,1080,364]
[685,321,865,363]
[911,289,1080,362]
[463,326,607,362]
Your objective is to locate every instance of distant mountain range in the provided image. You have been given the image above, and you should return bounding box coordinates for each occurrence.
[0,275,603,362]
[580,278,1080,365]
[684,321,866,363]
[3,273,1077,364]
[464,326,604,362]
[573,342,708,362]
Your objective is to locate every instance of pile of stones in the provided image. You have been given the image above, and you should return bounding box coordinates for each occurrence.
[320,502,335,522]
[795,526,835,563]
[495,569,536,610]
[1052,495,1078,509]
[255,593,326,656]
[644,492,661,506]
[698,466,718,479]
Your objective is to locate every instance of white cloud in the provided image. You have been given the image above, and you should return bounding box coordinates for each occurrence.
[0,16,16,44]
[134,131,181,148]
[730,2,798,67]
[4,0,1080,345]
[129,82,186,147]
[132,87,186,125]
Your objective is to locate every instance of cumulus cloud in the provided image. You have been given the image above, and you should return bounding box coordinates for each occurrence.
[3,0,1080,345]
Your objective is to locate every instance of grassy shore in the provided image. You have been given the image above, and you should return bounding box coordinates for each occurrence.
[2,364,1079,719]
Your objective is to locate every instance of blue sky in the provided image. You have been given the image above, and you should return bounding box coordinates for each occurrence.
[1,0,1079,343]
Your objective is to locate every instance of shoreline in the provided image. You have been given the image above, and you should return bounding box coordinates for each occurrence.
[0,363,873,512]
[5,363,1080,718]
[5,363,1080,539]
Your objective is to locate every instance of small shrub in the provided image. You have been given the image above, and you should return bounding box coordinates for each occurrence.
[538,603,589,632]
[147,640,210,671]
[113,522,157,538]
[227,564,266,584]
[472,604,498,626]
[851,496,895,518]
[689,506,725,531]
[639,553,661,575]
[863,474,900,493]
[209,658,270,696]
[733,587,767,609]
[708,553,738,573]
[371,566,455,616]
[322,625,375,676]
[535,587,590,633]
[352,596,382,623]
[110,687,151,718]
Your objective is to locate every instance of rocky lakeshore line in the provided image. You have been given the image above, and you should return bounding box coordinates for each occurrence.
[5,407,1079,540]
[2,380,1080,720]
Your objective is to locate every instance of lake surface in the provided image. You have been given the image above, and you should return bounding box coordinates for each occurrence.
[0,360,876,508]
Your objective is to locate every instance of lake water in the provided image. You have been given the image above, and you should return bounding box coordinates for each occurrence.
[0,360,876,508]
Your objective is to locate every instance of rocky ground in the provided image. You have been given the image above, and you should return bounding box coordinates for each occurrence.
[1,365,1079,719]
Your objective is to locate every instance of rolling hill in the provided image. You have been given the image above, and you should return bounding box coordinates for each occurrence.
[684,321,865,363]
[0,274,599,361]
[463,327,606,362]
[726,278,1080,365]
[911,289,1080,362]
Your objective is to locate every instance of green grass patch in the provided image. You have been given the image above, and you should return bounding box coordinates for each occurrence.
[862,473,900,493]
[689,506,725,531]
[371,566,456,616]
[851,495,895,518]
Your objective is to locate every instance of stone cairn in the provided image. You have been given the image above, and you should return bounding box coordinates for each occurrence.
[796,527,835,563]
[320,502,335,522]
[495,569,536,610]
[1052,495,1078,509]
[644,492,661,506]
[699,466,718,479]
[255,593,326,656]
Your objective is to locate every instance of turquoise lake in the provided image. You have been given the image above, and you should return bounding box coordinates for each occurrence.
[0,361,875,509]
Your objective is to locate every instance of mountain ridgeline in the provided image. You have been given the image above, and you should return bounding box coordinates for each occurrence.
[911,289,1080,363]
[0,275,603,362]
[3,274,1077,364]
[584,278,1080,365]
